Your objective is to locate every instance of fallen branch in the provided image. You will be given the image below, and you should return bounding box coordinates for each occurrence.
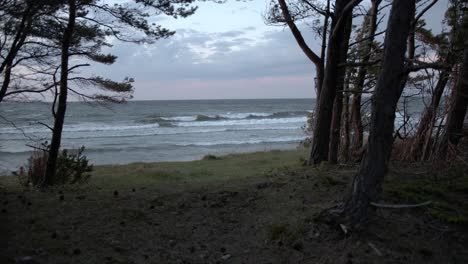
[368,242,383,256]
[370,200,432,209]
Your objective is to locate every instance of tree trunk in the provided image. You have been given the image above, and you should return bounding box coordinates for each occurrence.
[0,62,13,102]
[277,0,324,94]
[396,6,417,97]
[308,0,358,165]
[349,0,381,153]
[43,0,76,186]
[438,46,468,159]
[342,0,415,225]
[329,15,353,164]
[410,23,458,161]
[341,76,351,163]
[277,0,325,136]
[410,69,451,160]
[0,6,33,103]
[317,0,331,98]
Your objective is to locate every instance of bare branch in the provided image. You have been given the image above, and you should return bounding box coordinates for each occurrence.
[277,0,322,66]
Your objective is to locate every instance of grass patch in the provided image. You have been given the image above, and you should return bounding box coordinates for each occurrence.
[1,149,307,190]
[267,223,288,240]
[383,170,468,224]
[1,151,468,263]
[266,222,306,251]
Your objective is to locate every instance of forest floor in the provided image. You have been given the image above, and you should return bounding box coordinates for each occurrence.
[1,149,467,264]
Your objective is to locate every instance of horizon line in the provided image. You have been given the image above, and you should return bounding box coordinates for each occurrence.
[4,97,317,103]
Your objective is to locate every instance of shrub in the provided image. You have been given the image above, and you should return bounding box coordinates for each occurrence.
[298,111,314,149]
[202,154,220,160]
[18,149,48,187]
[55,146,93,184]
[18,143,93,187]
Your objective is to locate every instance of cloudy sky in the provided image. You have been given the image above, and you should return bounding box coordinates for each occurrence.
[91,0,448,101]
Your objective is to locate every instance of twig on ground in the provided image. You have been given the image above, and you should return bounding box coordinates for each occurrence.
[370,200,432,209]
[368,242,383,256]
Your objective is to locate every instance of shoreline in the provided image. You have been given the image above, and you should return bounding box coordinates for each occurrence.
[0,144,305,176]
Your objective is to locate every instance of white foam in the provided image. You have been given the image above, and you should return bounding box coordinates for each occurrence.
[0,122,161,134]
[161,116,196,122]
[219,112,270,119]
[174,136,305,146]
[176,117,307,127]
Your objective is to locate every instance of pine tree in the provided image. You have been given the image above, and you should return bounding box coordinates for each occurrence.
[39,0,197,186]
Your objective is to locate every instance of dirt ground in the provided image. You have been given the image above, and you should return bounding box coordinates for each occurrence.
[1,161,467,264]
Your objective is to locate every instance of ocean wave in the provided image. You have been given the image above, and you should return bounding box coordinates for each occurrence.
[0,110,310,135]
[0,136,305,154]
[61,126,301,139]
[137,111,310,124]
[174,136,304,146]
[0,116,307,135]
[195,114,224,121]
[0,125,302,142]
[220,112,271,119]
[0,123,162,134]
[175,117,307,127]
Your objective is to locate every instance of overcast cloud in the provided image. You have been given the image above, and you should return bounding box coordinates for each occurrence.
[86,0,448,100]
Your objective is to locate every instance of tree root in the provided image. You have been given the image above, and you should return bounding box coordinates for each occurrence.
[370,200,432,209]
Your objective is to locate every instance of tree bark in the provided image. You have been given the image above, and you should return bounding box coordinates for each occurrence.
[438,46,468,159]
[410,69,451,160]
[341,75,351,162]
[43,0,76,186]
[308,0,360,165]
[277,0,326,137]
[410,22,458,161]
[343,0,415,225]
[0,62,13,102]
[329,15,353,164]
[349,0,381,153]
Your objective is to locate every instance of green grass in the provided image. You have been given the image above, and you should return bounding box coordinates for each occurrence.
[0,150,302,192]
[42,149,307,189]
[383,168,468,224]
[2,148,467,226]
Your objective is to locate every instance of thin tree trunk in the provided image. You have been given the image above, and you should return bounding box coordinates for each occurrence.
[317,0,331,98]
[43,0,76,186]
[350,0,381,152]
[0,6,31,74]
[410,23,458,160]
[277,0,325,136]
[410,69,451,160]
[438,46,468,159]
[277,0,324,93]
[329,15,353,164]
[309,0,358,165]
[0,62,13,102]
[341,76,351,162]
[342,0,415,225]
[0,7,33,103]
[396,7,417,96]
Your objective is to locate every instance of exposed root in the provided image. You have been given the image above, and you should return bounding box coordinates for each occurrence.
[370,200,432,209]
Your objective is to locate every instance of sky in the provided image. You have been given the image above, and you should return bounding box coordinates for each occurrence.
[90,0,448,101]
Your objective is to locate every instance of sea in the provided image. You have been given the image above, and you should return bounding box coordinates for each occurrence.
[0,99,315,173]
